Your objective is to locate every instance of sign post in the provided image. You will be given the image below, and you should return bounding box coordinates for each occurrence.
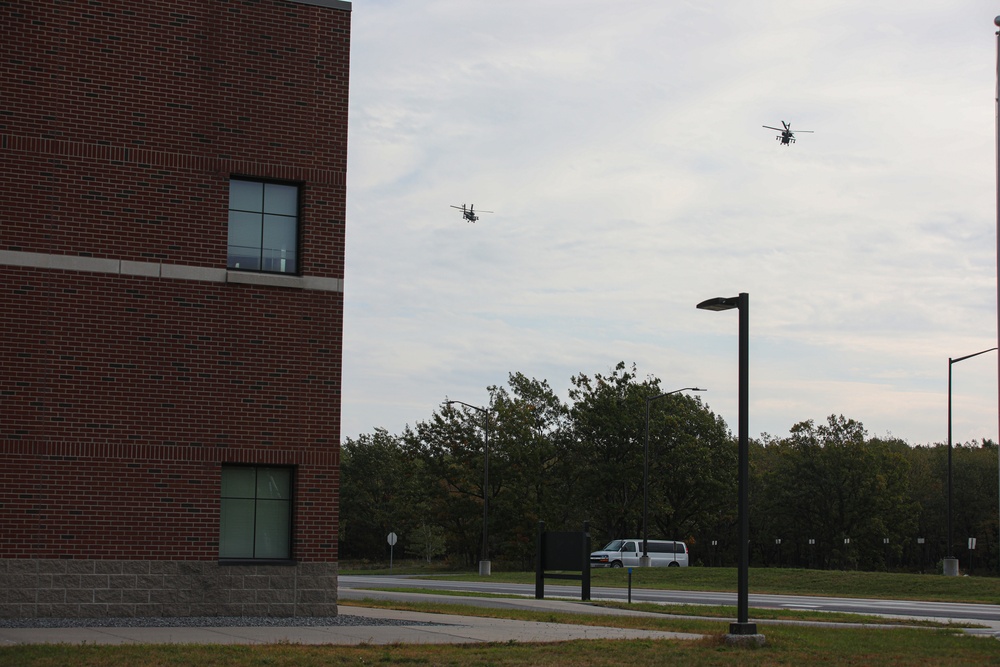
[535,521,591,601]
[387,532,398,571]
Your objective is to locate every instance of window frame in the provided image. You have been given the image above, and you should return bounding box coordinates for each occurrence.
[219,464,296,565]
[226,175,303,276]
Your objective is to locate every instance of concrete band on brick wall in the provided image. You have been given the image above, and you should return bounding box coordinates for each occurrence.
[0,250,343,293]
[0,559,339,619]
[290,0,352,10]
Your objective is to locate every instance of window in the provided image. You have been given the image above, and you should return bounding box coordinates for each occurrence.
[220,465,293,560]
[227,178,299,274]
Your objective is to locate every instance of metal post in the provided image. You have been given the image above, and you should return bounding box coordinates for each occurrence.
[643,398,650,566]
[445,399,492,576]
[482,411,490,576]
[696,293,758,640]
[535,521,544,599]
[642,387,704,567]
[947,357,956,575]
[994,15,1000,579]
[946,347,997,576]
[736,292,751,632]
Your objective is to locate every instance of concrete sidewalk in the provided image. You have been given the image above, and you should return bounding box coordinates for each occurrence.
[0,605,704,646]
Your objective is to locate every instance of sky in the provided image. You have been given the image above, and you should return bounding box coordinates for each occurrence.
[342,0,1000,447]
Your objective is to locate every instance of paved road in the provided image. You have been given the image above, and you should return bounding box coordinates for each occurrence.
[339,574,1000,626]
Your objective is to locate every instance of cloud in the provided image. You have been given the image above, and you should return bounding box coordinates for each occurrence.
[343,0,999,446]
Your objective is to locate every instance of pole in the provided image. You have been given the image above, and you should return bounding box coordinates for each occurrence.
[948,358,954,567]
[643,398,650,565]
[736,292,752,633]
[641,387,703,566]
[482,410,490,575]
[695,294,757,640]
[946,347,997,576]
[994,15,1000,579]
[445,399,492,575]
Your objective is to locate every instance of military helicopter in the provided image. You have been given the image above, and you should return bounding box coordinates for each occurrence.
[763,121,813,146]
[450,204,492,223]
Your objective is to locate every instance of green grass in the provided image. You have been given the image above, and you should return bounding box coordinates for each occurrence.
[4,566,998,666]
[590,600,966,628]
[340,559,465,575]
[353,587,962,627]
[2,599,999,667]
[421,567,1000,604]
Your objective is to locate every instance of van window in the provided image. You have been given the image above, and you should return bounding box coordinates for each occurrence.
[622,541,637,552]
[603,540,625,551]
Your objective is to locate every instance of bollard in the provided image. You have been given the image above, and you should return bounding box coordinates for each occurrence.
[627,567,632,604]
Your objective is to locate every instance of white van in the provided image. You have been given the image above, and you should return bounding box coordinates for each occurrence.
[590,539,688,568]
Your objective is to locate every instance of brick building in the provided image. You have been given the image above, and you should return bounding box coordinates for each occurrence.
[0,0,350,617]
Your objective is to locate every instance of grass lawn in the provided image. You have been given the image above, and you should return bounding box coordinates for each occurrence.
[352,587,962,627]
[2,599,998,667]
[413,566,1000,604]
[4,567,999,666]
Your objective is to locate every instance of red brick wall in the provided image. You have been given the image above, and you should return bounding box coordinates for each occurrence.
[0,0,348,563]
[2,0,350,167]
[1,0,348,277]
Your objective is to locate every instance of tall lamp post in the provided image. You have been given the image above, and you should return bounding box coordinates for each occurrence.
[697,292,759,640]
[945,347,997,576]
[446,399,492,576]
[642,387,705,567]
[993,14,1000,583]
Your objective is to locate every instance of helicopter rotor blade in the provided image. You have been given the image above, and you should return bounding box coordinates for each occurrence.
[762,126,782,131]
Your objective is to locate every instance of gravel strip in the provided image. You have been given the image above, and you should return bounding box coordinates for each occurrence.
[0,616,444,629]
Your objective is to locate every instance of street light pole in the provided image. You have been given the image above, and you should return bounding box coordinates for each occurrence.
[446,399,492,576]
[697,292,760,641]
[642,387,705,566]
[993,14,1000,582]
[945,347,997,576]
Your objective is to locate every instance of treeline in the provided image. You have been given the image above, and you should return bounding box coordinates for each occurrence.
[340,362,999,573]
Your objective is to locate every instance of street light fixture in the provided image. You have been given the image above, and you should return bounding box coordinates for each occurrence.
[642,387,706,567]
[697,292,759,640]
[445,398,492,576]
[945,347,997,576]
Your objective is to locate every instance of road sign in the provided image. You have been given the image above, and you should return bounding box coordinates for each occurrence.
[387,532,398,571]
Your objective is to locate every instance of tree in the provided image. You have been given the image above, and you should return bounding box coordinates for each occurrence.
[339,428,422,561]
[404,408,490,565]
[406,522,448,563]
[566,362,653,545]
[756,416,917,569]
[950,440,998,572]
[565,362,736,552]
[646,392,736,548]
[485,373,573,567]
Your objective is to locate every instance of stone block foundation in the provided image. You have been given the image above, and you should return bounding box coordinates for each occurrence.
[0,560,338,618]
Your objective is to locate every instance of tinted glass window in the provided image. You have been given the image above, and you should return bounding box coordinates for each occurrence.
[220,465,293,560]
[228,179,299,274]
